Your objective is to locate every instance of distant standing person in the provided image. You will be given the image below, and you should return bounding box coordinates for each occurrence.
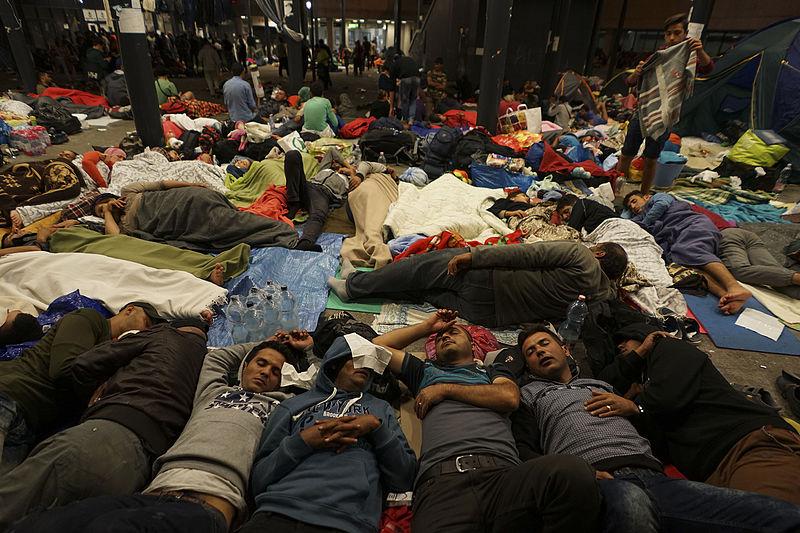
[378,64,395,116]
[316,39,332,90]
[197,39,222,96]
[84,38,110,88]
[353,40,364,77]
[223,62,259,122]
[367,37,376,69]
[391,52,420,122]
[616,13,714,194]
[276,37,288,77]
[426,57,447,109]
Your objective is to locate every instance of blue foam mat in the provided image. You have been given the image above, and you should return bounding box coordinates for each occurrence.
[207,233,345,346]
[683,293,800,356]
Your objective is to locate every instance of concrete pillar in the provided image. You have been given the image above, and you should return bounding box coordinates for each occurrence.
[689,0,715,37]
[327,17,335,49]
[0,0,37,92]
[393,0,402,50]
[287,0,304,92]
[476,0,513,133]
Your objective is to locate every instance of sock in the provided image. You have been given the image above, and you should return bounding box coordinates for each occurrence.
[327,276,351,301]
[295,239,322,252]
[339,258,356,279]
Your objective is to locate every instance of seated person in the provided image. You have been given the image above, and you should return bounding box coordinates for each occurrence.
[623,191,752,313]
[299,81,338,137]
[368,89,391,119]
[103,67,130,107]
[547,95,573,130]
[0,304,157,470]
[12,336,305,533]
[513,324,800,533]
[719,228,800,299]
[35,72,55,94]
[329,241,627,328]
[435,87,463,115]
[372,309,600,532]
[602,323,800,506]
[258,85,290,119]
[0,320,208,527]
[0,309,42,346]
[284,148,391,251]
[95,179,301,252]
[241,336,416,533]
[498,93,522,117]
[154,69,180,105]
[488,190,541,219]
[556,194,617,234]
[575,104,608,127]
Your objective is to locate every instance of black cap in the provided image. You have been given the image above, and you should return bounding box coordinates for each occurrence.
[122,301,165,324]
[169,318,210,333]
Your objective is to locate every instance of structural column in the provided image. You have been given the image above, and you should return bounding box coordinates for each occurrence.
[393,0,402,51]
[688,0,715,37]
[476,0,513,133]
[0,0,37,92]
[111,4,163,147]
[286,0,304,91]
[340,0,346,48]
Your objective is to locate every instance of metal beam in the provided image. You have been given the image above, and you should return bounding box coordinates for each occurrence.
[476,0,513,134]
[0,0,37,92]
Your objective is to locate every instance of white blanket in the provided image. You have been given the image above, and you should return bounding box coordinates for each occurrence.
[585,218,687,315]
[106,150,227,196]
[384,174,507,240]
[0,252,227,320]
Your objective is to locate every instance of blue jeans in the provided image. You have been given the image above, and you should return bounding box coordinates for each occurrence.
[0,393,35,474]
[621,111,670,159]
[599,467,800,533]
[398,76,420,121]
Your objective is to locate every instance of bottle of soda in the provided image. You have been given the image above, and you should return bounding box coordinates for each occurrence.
[557,295,588,343]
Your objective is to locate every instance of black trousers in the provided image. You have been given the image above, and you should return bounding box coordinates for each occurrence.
[237,512,344,533]
[412,455,600,533]
[9,493,227,533]
[346,247,498,327]
[283,150,335,246]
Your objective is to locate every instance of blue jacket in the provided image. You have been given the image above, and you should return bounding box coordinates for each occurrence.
[250,337,417,533]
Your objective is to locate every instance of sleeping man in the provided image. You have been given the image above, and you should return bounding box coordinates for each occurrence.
[623,191,751,314]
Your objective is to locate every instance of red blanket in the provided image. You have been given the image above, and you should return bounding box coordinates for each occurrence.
[539,141,619,179]
[239,185,293,226]
[393,230,523,262]
[41,87,109,108]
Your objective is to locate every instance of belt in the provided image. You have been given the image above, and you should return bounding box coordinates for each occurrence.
[417,454,512,487]
[148,489,233,527]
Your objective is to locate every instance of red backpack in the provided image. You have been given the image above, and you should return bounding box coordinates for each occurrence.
[339,116,376,139]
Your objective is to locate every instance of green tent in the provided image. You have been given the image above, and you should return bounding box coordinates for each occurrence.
[676,18,800,164]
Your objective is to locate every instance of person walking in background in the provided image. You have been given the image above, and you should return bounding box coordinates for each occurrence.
[353,40,364,77]
[198,39,222,97]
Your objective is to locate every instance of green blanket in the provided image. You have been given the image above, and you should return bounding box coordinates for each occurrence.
[49,225,251,281]
[225,152,320,207]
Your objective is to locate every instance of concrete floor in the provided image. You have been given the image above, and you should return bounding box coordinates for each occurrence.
[4,64,799,418]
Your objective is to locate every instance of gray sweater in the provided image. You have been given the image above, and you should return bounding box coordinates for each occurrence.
[145,343,292,512]
[469,241,614,326]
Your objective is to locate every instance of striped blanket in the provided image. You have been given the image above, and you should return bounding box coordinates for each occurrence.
[638,40,696,139]
[670,177,775,205]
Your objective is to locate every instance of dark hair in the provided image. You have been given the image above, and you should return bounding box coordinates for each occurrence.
[595,242,628,280]
[0,313,43,345]
[434,57,444,65]
[622,190,646,208]
[154,67,169,77]
[244,340,299,368]
[664,13,688,31]
[310,81,324,97]
[517,322,562,349]
[231,62,245,75]
[556,194,578,212]
[506,189,525,199]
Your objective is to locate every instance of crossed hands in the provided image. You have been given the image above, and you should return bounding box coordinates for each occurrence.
[272,329,314,350]
[300,415,381,453]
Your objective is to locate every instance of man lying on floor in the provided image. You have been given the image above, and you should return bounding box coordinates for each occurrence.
[0,308,42,347]
[95,179,312,252]
[0,303,160,472]
[329,240,628,327]
[719,228,800,299]
[10,337,305,533]
[512,324,800,533]
[623,191,752,313]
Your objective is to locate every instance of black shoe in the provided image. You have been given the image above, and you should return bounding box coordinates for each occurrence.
[294,239,322,252]
[731,384,781,412]
[776,371,800,419]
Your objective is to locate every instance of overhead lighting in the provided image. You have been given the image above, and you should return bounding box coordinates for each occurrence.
[359,19,365,22]
[377,19,383,23]
[335,18,341,22]
[305,1,311,9]
[241,15,246,19]
[351,19,358,23]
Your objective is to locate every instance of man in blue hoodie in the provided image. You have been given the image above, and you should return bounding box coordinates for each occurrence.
[373,309,600,533]
[243,336,417,533]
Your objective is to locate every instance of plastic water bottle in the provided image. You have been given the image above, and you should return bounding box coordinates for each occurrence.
[278,285,298,330]
[774,164,791,193]
[352,144,362,165]
[557,295,588,343]
[378,151,387,165]
[227,295,249,344]
[614,176,627,197]
[261,295,280,338]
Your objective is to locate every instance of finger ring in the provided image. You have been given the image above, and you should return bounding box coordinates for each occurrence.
[606,405,612,411]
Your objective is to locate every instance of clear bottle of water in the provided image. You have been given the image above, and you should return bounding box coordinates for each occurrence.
[557,295,588,343]
[278,285,298,330]
[261,295,280,338]
[227,295,249,344]
[352,145,362,165]
[378,151,387,165]
[614,176,627,197]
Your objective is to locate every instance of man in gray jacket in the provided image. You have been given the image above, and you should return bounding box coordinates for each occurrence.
[329,241,627,327]
[9,333,308,533]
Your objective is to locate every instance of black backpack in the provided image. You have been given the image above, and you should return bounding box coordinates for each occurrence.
[426,126,463,162]
[452,129,516,170]
[178,130,201,159]
[358,128,419,164]
[32,98,81,135]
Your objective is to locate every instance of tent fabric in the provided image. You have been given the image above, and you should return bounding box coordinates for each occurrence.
[677,18,800,162]
[554,70,598,113]
[600,69,636,97]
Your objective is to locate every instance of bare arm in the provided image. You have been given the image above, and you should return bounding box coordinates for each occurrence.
[414,377,520,418]
[373,309,457,374]
[102,205,121,235]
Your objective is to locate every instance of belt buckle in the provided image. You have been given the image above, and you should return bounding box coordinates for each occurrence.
[455,454,477,473]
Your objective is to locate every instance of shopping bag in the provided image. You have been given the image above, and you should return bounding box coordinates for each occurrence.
[497,104,541,134]
[277,130,307,153]
[524,106,542,134]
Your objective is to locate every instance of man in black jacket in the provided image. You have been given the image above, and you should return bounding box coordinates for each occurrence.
[0,320,208,529]
[598,323,800,506]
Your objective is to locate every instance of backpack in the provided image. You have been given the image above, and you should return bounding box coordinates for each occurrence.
[119,132,144,156]
[369,116,406,132]
[32,98,81,135]
[339,117,376,139]
[359,128,419,164]
[425,126,462,162]
[178,130,201,159]
[452,129,516,170]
